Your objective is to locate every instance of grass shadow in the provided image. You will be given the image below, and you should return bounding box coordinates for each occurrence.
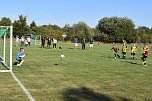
[100,55,115,59]
[62,87,131,101]
[122,61,141,66]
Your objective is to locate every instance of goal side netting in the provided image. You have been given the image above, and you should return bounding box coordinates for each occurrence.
[0,26,13,72]
[31,35,41,45]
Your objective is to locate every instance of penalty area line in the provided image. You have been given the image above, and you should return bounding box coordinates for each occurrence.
[11,72,35,101]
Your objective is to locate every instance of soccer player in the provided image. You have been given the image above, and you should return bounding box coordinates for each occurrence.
[122,43,127,59]
[16,48,26,67]
[141,44,149,66]
[130,43,137,60]
[111,44,120,59]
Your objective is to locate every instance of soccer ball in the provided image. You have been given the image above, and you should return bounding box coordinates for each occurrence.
[60,54,65,59]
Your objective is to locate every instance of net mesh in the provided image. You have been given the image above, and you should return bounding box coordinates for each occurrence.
[0,27,10,70]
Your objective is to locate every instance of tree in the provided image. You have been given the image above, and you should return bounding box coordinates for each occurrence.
[30,20,37,35]
[63,24,72,41]
[72,22,91,42]
[38,24,63,40]
[137,26,152,43]
[96,17,137,43]
[0,17,12,26]
[13,15,30,37]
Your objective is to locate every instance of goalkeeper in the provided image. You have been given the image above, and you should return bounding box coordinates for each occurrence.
[16,48,26,67]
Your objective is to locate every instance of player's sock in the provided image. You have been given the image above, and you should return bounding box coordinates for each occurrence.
[114,54,116,58]
[19,61,24,65]
[133,57,135,60]
[130,56,132,60]
[117,54,120,58]
[124,55,126,59]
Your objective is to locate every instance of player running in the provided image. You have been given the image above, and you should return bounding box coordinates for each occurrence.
[122,43,127,59]
[130,43,137,60]
[141,44,149,66]
[111,44,120,59]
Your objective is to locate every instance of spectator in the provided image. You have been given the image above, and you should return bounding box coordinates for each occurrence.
[53,38,57,49]
[41,37,45,48]
[82,38,86,49]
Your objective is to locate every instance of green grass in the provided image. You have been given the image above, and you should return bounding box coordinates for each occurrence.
[0,42,152,101]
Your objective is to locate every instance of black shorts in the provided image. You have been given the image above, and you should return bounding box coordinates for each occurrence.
[17,59,22,62]
[122,52,126,55]
[131,53,135,56]
[142,53,147,59]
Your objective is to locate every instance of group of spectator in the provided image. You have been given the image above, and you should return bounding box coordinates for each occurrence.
[41,37,57,49]
[74,37,94,50]
[16,36,31,47]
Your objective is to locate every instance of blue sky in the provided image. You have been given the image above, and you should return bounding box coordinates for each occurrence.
[0,0,152,28]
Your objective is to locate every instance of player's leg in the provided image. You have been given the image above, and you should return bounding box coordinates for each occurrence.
[143,56,147,66]
[133,53,135,60]
[114,53,117,58]
[130,53,133,60]
[122,52,125,59]
[117,53,120,58]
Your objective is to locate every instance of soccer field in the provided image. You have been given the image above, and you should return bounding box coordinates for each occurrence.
[0,42,152,101]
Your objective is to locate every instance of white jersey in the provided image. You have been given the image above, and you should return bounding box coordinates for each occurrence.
[53,39,57,44]
[27,37,31,42]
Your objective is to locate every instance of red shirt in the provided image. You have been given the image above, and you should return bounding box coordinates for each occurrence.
[145,48,149,56]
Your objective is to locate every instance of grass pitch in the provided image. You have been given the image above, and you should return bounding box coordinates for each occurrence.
[0,42,152,101]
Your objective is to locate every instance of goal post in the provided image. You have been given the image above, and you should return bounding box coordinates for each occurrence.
[31,35,41,45]
[0,26,13,72]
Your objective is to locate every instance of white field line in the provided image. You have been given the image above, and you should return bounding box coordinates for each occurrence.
[11,72,35,101]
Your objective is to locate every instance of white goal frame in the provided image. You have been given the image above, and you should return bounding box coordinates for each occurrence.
[0,26,13,72]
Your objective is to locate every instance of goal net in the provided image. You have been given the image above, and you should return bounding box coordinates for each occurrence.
[0,26,13,72]
[31,35,41,45]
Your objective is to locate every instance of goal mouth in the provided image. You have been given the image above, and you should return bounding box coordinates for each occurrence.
[0,26,13,72]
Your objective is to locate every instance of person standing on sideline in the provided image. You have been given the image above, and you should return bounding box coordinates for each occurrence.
[21,36,25,47]
[53,38,57,49]
[90,38,94,50]
[41,37,45,48]
[74,37,79,49]
[16,36,19,47]
[82,38,86,50]
[46,37,51,49]
[27,37,31,46]
[141,44,149,66]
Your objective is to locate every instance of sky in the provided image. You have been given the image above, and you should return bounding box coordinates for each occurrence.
[0,0,152,28]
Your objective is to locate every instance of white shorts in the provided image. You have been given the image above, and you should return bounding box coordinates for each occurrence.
[75,43,78,46]
[90,44,93,48]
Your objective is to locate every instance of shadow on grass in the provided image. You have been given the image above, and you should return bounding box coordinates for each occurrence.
[62,87,131,101]
[100,55,115,59]
[122,61,141,66]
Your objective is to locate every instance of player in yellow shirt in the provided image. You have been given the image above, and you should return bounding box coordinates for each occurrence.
[122,43,127,59]
[130,44,137,60]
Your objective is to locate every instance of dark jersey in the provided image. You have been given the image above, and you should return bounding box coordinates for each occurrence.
[47,39,51,44]
[111,47,119,53]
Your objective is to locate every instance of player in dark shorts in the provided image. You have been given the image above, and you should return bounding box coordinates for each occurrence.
[141,44,149,66]
[111,44,120,59]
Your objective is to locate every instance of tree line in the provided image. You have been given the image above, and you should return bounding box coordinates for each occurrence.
[0,15,152,43]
